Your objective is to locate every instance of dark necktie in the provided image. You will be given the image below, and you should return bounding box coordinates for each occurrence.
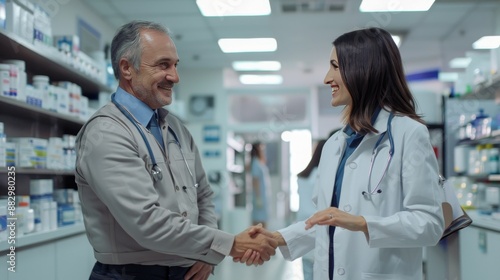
[148,111,164,147]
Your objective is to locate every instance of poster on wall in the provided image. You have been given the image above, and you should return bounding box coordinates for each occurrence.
[189,95,215,121]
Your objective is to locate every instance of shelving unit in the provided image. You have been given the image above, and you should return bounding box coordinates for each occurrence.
[460,74,500,101]
[0,224,85,252]
[0,30,112,98]
[0,25,108,253]
[226,134,247,207]
[0,95,85,135]
[439,76,500,280]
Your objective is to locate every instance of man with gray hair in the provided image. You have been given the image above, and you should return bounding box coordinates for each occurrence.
[75,20,276,280]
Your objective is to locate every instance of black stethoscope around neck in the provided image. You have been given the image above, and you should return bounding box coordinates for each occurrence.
[111,93,197,187]
[361,112,395,197]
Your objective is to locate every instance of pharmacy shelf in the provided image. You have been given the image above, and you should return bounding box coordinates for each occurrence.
[0,30,113,98]
[0,223,85,252]
[460,75,500,100]
[0,95,84,133]
[456,132,500,146]
[0,168,74,176]
[459,174,500,182]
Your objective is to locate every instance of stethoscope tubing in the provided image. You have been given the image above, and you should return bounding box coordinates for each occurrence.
[111,93,197,186]
[364,112,395,196]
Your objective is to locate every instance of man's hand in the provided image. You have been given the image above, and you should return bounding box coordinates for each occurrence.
[184,261,212,280]
[229,224,278,263]
[232,224,286,266]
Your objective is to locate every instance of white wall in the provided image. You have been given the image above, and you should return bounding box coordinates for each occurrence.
[48,0,116,51]
[176,67,230,229]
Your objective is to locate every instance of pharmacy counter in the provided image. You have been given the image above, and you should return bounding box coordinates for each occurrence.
[465,209,500,232]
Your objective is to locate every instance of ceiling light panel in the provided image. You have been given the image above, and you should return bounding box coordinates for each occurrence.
[360,0,435,12]
[239,74,283,85]
[472,36,500,49]
[232,61,281,71]
[197,0,271,16]
[218,38,277,53]
[449,57,472,68]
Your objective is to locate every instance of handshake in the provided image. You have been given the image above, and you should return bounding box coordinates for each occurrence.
[229,224,285,266]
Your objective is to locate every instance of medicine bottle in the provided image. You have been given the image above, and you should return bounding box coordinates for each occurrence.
[33,75,50,110]
[3,60,27,101]
[0,64,11,97]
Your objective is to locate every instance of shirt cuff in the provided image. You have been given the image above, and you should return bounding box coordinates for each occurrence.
[210,230,235,256]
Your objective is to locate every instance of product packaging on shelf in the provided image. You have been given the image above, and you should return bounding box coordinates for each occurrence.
[0,202,7,242]
[54,189,77,226]
[0,63,11,98]
[32,75,50,110]
[3,59,27,103]
[0,122,6,168]
[0,0,6,30]
[47,137,64,170]
[16,201,34,236]
[5,142,15,167]
[8,137,48,168]
[29,179,53,232]
[58,81,81,118]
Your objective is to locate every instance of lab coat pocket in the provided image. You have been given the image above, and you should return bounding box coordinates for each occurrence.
[183,185,198,204]
[171,150,196,175]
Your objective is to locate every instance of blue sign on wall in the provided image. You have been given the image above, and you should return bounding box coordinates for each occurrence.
[203,125,221,143]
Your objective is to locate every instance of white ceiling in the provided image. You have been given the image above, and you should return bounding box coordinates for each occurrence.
[82,0,500,90]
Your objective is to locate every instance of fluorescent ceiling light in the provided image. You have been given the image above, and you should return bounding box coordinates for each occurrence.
[196,0,271,16]
[239,74,283,85]
[360,0,435,12]
[449,57,472,68]
[218,38,277,53]
[232,61,281,71]
[438,72,459,82]
[472,36,500,49]
[391,35,401,47]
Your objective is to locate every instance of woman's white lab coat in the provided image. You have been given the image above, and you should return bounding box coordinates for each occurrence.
[278,110,444,280]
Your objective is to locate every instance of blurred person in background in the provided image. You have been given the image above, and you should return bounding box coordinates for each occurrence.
[249,142,271,228]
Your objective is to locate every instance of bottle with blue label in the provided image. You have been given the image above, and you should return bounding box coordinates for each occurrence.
[472,109,490,139]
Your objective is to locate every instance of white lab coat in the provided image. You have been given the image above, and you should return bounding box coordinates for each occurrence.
[279,110,444,280]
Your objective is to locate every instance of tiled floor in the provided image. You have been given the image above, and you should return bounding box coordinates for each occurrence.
[210,254,304,280]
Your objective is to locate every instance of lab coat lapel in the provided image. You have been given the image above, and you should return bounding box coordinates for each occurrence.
[320,132,345,206]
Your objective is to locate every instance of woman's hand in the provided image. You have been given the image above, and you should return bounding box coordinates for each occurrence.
[305,207,368,235]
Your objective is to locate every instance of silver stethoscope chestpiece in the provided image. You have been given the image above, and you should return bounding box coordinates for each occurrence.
[152,164,163,182]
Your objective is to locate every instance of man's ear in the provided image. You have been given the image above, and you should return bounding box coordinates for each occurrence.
[119,58,133,80]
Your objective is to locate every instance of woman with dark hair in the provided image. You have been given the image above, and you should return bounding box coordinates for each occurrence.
[249,142,271,228]
[239,27,444,280]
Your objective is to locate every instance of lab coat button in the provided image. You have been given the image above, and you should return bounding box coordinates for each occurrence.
[181,211,187,217]
[337,268,345,275]
[175,186,180,191]
[162,126,166,129]
[348,162,357,169]
[343,205,352,212]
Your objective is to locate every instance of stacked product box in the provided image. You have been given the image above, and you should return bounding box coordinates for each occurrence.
[4,0,35,42]
[8,137,47,168]
[29,179,55,232]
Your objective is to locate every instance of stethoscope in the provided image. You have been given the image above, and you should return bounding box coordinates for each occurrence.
[361,112,395,197]
[111,94,198,187]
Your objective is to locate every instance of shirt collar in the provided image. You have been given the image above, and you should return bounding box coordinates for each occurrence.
[114,87,155,127]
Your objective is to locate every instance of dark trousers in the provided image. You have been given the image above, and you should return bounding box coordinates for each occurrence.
[89,261,191,280]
